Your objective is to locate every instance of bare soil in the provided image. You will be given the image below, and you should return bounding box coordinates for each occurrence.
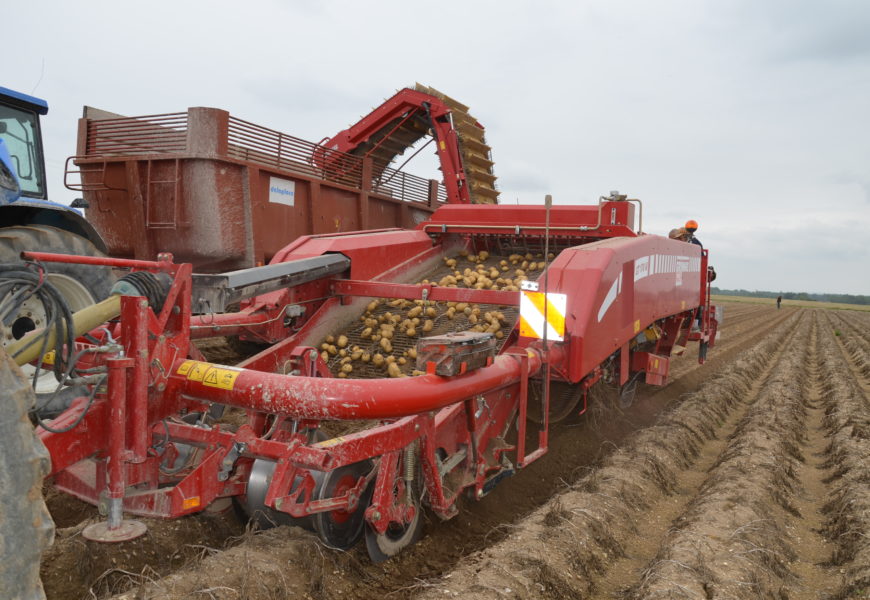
[38,303,870,600]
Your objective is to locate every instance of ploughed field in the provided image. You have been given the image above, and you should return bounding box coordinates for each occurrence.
[39,303,870,599]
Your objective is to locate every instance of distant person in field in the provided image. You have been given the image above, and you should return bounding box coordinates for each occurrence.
[777,295,782,309]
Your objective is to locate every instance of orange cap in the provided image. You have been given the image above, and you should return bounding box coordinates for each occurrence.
[685,219,698,231]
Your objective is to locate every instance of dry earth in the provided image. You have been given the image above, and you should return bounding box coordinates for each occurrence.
[37,303,870,600]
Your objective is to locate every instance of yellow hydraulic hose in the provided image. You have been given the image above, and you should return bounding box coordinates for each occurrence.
[8,295,122,367]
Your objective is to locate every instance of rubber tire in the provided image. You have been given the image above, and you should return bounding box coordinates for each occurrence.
[0,351,54,600]
[0,225,115,303]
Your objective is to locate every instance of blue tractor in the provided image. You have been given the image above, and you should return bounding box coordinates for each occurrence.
[0,87,113,348]
[0,101,54,600]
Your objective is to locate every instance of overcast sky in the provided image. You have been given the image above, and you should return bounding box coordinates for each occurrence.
[6,0,869,295]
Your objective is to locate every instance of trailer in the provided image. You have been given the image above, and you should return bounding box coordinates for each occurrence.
[8,190,719,562]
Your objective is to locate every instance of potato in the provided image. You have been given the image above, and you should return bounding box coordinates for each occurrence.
[366,300,379,313]
[320,343,330,351]
[515,269,525,277]
[380,328,394,340]
[386,355,396,364]
[489,268,499,279]
[341,363,353,373]
[388,363,402,378]
[339,349,347,357]
[478,250,489,261]
[372,353,385,367]
[371,333,381,343]
[469,314,478,325]
[327,345,338,355]
[325,335,335,344]
[495,330,504,339]
[463,307,473,316]
[407,347,418,359]
[528,262,538,271]
[361,327,372,338]
[361,352,371,363]
[321,351,329,361]
[351,350,363,360]
[459,249,469,257]
[548,252,555,260]
[445,258,457,268]
[406,327,417,337]
[525,253,533,261]
[422,319,434,332]
[412,369,425,376]
[425,306,437,318]
[379,337,392,353]
[398,357,407,365]
[338,372,347,378]
[407,306,423,318]
[521,260,529,270]
[455,302,469,312]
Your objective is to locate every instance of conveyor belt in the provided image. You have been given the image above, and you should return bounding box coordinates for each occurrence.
[320,252,548,378]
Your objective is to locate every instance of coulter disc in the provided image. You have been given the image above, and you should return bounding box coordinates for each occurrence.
[313,460,374,550]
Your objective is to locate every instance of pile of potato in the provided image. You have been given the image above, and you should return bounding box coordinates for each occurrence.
[319,250,554,379]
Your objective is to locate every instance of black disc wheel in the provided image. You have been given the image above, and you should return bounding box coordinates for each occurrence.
[364,498,423,563]
[241,428,327,530]
[313,460,374,550]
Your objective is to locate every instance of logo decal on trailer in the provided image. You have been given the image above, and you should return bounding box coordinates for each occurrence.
[268,176,296,207]
[519,290,567,341]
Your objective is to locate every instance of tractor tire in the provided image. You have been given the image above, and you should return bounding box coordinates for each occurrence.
[0,350,54,600]
[0,225,114,348]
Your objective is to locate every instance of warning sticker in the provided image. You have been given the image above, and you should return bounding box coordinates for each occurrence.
[177,360,241,390]
[176,360,195,376]
[201,366,241,390]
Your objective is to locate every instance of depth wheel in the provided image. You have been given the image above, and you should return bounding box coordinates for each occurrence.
[313,460,374,550]
[241,429,327,530]
[365,500,423,563]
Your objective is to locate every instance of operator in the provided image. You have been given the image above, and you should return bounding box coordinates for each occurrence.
[683,220,703,248]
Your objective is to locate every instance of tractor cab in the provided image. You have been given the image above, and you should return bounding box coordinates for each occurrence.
[0,86,48,200]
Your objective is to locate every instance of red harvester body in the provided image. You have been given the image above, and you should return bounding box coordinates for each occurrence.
[30,190,719,560]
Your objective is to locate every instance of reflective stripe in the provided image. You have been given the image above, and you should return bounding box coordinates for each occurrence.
[519,291,567,341]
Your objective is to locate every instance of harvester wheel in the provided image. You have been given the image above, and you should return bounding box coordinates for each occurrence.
[364,474,423,563]
[0,350,54,600]
[312,460,374,550]
[0,226,114,351]
[241,429,327,531]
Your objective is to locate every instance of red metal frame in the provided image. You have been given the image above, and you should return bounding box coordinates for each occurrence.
[31,201,718,549]
[317,88,472,204]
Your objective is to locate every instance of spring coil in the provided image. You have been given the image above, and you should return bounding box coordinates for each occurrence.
[403,440,417,483]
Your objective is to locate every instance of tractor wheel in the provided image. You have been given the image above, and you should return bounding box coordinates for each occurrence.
[0,350,54,600]
[0,225,114,351]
